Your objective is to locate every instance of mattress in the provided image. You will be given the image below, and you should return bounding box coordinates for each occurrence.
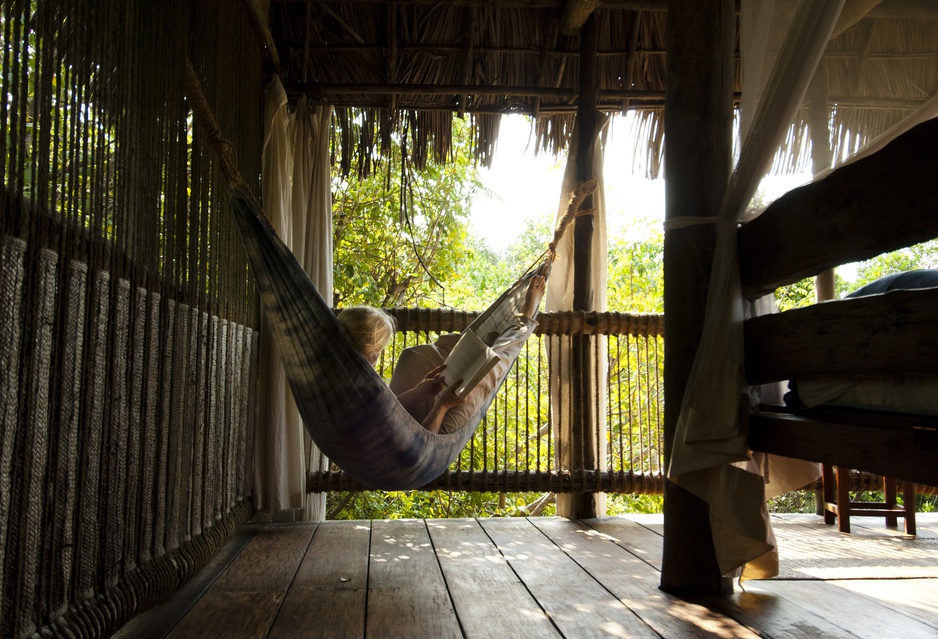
[785,269,938,415]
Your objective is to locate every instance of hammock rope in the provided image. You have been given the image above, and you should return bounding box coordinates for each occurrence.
[185,60,595,489]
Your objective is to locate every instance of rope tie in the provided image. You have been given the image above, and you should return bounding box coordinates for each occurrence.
[184,60,247,192]
[540,177,596,275]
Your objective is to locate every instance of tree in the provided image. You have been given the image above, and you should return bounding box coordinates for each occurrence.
[851,239,938,289]
[607,220,664,312]
[444,215,554,310]
[773,238,938,311]
[332,118,484,308]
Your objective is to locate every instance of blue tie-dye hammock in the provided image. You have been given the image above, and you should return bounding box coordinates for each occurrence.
[229,187,539,489]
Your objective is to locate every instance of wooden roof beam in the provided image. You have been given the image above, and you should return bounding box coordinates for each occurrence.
[287,81,668,99]
[272,0,938,19]
[303,100,662,114]
[301,43,668,56]
[561,0,600,34]
[867,0,938,19]
[272,0,670,9]
[243,0,282,73]
[287,80,920,109]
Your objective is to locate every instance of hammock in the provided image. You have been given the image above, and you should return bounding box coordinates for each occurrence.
[230,183,597,489]
[232,186,530,488]
[185,61,594,490]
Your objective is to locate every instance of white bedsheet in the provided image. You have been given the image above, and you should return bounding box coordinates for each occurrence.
[796,377,938,414]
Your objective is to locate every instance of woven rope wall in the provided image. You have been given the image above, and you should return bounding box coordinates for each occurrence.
[0,1,262,637]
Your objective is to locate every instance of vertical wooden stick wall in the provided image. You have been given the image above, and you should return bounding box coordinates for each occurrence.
[0,2,263,636]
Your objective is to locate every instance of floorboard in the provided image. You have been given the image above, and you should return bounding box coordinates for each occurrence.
[833,579,938,629]
[480,518,660,638]
[113,524,261,639]
[751,579,938,639]
[366,519,463,639]
[135,514,938,639]
[428,518,562,638]
[166,523,314,639]
[530,518,761,638]
[268,521,370,639]
[582,515,664,570]
[706,587,861,639]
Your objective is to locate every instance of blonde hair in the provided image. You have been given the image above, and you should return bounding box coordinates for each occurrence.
[336,306,396,362]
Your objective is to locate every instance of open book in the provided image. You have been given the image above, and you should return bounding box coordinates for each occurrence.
[442,329,503,399]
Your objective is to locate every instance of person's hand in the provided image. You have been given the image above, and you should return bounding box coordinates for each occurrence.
[412,364,447,401]
[421,379,467,434]
[436,380,467,410]
[523,275,546,318]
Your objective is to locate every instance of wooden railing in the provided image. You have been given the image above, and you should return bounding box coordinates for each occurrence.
[308,309,667,494]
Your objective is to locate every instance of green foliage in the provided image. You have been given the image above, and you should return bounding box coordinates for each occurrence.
[918,494,937,513]
[766,239,938,311]
[606,494,663,515]
[849,239,938,289]
[767,488,937,514]
[444,215,554,310]
[332,118,483,308]
[328,490,555,519]
[774,277,816,311]
[607,220,664,312]
[767,490,817,514]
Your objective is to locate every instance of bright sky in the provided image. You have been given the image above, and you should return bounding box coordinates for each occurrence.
[470,114,666,253]
[470,115,884,288]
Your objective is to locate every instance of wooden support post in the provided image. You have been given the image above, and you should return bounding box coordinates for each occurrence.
[809,70,836,305]
[556,13,602,520]
[661,0,734,596]
[809,65,835,515]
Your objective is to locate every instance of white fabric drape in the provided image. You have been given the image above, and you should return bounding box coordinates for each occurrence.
[254,77,334,520]
[546,116,608,516]
[815,91,938,180]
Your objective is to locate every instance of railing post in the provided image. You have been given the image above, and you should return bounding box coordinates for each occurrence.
[555,12,605,520]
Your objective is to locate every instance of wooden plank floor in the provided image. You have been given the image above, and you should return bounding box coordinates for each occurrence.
[116,513,938,639]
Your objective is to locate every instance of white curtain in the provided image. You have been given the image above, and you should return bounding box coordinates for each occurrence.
[254,77,334,521]
[546,116,608,516]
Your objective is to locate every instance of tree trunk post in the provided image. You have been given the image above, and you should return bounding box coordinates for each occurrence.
[660,0,735,596]
[556,12,602,519]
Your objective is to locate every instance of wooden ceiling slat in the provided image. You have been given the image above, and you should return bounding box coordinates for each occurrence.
[270,0,669,9]
[268,0,937,171]
[289,81,669,100]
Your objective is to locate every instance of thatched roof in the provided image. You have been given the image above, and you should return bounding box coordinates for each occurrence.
[265,0,938,177]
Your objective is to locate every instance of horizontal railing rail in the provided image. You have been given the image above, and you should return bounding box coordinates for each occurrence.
[308,309,666,494]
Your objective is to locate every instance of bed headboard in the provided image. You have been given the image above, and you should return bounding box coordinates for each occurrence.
[737,117,938,487]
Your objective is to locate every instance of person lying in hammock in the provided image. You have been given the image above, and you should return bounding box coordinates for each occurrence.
[336,304,456,426]
[337,274,546,434]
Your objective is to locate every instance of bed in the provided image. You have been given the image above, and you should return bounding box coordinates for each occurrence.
[737,117,938,489]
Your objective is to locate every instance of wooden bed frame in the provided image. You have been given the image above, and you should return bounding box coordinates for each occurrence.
[738,117,938,488]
